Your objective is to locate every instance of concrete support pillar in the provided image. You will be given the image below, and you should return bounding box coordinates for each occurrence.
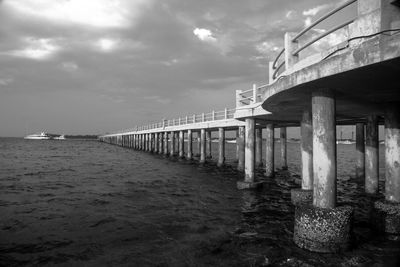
[179,131,184,158]
[384,105,400,203]
[206,131,212,159]
[164,132,169,155]
[187,129,193,160]
[301,109,313,190]
[217,127,225,167]
[237,126,245,172]
[255,128,263,168]
[312,89,336,209]
[291,109,313,206]
[245,118,255,182]
[265,124,274,177]
[200,129,206,164]
[237,119,262,189]
[365,115,379,194]
[236,129,239,162]
[196,135,201,157]
[170,131,175,157]
[294,89,354,253]
[154,133,158,153]
[356,123,365,179]
[374,104,400,240]
[159,132,163,154]
[147,134,150,152]
[280,127,288,170]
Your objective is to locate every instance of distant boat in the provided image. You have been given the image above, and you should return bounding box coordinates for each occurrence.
[24,132,52,140]
[54,135,66,140]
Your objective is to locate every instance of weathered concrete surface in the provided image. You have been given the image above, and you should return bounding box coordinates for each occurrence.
[187,129,193,160]
[265,124,274,177]
[217,127,225,167]
[164,132,169,155]
[255,128,263,168]
[200,129,206,164]
[261,34,400,123]
[244,118,255,182]
[366,115,379,194]
[356,122,365,179]
[373,200,400,240]
[301,109,313,190]
[294,204,353,253]
[170,132,175,157]
[291,189,312,205]
[237,126,245,172]
[385,104,400,203]
[280,127,288,170]
[312,89,337,209]
[206,130,212,159]
[179,131,184,158]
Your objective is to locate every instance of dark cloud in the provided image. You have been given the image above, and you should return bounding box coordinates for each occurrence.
[0,0,344,136]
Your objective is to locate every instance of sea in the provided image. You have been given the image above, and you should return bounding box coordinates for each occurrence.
[0,137,399,266]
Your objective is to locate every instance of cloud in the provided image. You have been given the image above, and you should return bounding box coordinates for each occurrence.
[302,4,329,16]
[3,37,60,60]
[304,17,312,27]
[286,10,295,19]
[97,38,119,52]
[60,62,79,72]
[3,0,152,29]
[193,28,217,42]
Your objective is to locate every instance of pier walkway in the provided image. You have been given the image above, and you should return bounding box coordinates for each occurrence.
[99,0,400,253]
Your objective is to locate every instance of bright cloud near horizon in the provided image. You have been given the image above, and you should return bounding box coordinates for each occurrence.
[0,0,356,136]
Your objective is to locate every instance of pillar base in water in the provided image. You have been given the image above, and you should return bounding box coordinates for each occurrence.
[236,181,263,190]
[373,200,400,241]
[291,189,312,205]
[294,204,353,253]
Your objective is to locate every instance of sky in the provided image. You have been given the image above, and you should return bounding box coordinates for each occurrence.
[0,0,356,137]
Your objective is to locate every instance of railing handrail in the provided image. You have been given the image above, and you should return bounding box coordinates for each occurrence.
[292,0,357,42]
[292,19,355,56]
[105,107,237,135]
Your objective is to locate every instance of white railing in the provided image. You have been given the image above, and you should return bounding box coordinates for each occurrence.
[109,107,236,135]
[237,0,358,108]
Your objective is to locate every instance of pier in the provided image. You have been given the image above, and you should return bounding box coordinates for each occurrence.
[99,0,400,253]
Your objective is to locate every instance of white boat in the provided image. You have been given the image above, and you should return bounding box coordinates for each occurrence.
[54,135,66,140]
[24,132,52,140]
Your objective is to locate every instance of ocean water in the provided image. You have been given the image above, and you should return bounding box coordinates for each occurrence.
[0,138,399,266]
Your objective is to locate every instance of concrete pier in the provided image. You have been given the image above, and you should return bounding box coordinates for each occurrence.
[98,0,400,253]
[206,130,212,159]
[374,104,400,240]
[237,118,262,189]
[255,128,263,168]
[159,132,163,154]
[356,123,365,179]
[236,129,239,162]
[200,129,206,164]
[291,109,313,205]
[179,131,184,158]
[237,126,245,172]
[217,127,225,167]
[384,104,400,202]
[187,129,193,160]
[196,136,201,157]
[265,124,274,178]
[280,127,287,170]
[294,89,353,253]
[170,131,175,157]
[365,115,379,194]
[312,89,336,208]
[164,132,169,155]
